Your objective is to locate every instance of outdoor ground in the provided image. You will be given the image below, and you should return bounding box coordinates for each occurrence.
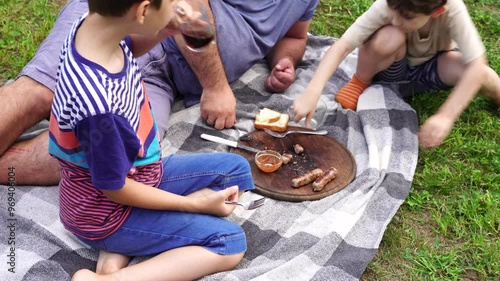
[0,0,498,280]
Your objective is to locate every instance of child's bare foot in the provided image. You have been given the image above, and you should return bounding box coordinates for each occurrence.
[96,250,131,274]
[72,269,107,281]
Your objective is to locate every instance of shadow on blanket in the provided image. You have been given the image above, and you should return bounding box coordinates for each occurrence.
[0,35,418,281]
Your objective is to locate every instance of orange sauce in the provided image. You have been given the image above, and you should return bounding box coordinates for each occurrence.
[255,151,282,173]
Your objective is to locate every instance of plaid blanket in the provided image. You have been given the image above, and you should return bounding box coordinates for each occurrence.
[0,35,418,281]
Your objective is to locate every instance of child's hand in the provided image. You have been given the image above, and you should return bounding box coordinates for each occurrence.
[418,113,455,147]
[291,93,320,128]
[264,58,295,93]
[196,186,239,217]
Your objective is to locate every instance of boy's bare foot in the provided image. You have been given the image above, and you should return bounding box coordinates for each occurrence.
[72,269,109,281]
[96,251,131,274]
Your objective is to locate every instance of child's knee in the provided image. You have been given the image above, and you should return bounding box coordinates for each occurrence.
[228,154,251,172]
[221,252,245,271]
[231,252,245,265]
[437,51,465,86]
[363,25,406,57]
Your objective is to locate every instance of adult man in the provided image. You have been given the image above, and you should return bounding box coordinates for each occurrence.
[0,0,319,185]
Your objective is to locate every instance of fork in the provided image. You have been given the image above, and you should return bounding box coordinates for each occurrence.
[263,128,328,138]
[225,197,266,210]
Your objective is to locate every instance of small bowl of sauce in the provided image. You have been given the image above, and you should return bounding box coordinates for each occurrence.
[255,150,282,173]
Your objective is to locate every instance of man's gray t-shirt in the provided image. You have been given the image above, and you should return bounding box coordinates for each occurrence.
[165,0,320,106]
[211,0,319,81]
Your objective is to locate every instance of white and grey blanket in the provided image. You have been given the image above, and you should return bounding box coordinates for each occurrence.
[0,35,418,281]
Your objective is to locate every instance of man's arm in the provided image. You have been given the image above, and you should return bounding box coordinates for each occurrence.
[173,0,234,130]
[267,19,311,70]
[264,20,311,93]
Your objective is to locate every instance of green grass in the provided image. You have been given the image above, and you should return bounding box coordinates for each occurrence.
[1,0,499,280]
[0,0,64,81]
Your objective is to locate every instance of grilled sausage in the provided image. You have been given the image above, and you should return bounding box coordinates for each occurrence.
[312,167,338,191]
[291,168,323,188]
[293,144,304,154]
[281,152,294,165]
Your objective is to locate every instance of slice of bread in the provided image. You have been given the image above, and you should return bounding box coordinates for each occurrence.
[254,112,289,132]
[255,108,281,123]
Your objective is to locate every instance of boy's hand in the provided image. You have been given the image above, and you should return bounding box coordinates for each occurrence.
[264,58,295,93]
[418,113,455,147]
[195,186,239,217]
[292,93,320,128]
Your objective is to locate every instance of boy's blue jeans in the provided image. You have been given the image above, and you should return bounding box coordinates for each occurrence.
[78,153,255,256]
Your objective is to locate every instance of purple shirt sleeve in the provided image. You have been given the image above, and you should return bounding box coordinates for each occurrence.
[75,113,140,190]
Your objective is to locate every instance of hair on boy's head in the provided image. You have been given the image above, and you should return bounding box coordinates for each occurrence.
[88,0,163,17]
[387,0,447,17]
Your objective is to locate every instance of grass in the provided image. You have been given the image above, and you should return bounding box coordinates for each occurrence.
[1,0,498,280]
[0,0,65,81]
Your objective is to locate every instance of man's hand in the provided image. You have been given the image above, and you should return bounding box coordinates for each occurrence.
[200,86,237,130]
[264,57,295,93]
[418,113,455,148]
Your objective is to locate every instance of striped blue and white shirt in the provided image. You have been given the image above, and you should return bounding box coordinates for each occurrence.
[49,15,162,240]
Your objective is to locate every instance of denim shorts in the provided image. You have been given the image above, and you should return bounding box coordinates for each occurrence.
[78,152,255,256]
[374,49,457,97]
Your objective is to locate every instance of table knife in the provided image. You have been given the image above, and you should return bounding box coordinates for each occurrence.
[200,134,260,154]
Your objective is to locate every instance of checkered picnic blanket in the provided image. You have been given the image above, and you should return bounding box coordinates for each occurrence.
[0,35,418,281]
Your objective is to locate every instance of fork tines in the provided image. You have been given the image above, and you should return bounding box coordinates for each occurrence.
[248,197,266,209]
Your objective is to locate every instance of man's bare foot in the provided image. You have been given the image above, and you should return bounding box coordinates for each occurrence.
[96,251,131,274]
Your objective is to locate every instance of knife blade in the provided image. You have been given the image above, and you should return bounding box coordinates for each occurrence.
[200,134,260,154]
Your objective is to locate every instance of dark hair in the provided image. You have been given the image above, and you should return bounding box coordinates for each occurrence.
[88,0,163,17]
[386,0,447,17]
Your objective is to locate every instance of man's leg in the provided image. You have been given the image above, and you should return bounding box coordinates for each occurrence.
[0,77,53,156]
[137,44,176,138]
[0,0,88,185]
[0,79,60,185]
[1,0,88,153]
[0,131,60,185]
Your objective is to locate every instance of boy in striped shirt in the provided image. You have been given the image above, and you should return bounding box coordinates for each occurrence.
[49,1,255,280]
